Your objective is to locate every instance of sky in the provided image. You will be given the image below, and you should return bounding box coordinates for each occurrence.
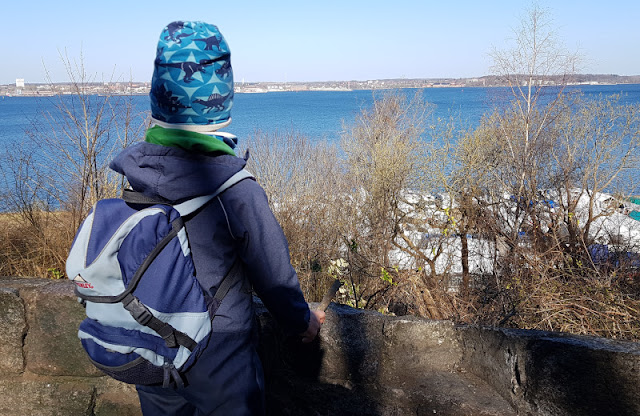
[3,0,639,85]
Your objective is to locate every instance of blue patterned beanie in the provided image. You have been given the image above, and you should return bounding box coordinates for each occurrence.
[150,21,233,130]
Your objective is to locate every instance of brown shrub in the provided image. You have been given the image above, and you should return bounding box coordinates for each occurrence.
[0,211,73,279]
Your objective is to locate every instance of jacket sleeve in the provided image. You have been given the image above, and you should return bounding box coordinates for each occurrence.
[221,179,311,334]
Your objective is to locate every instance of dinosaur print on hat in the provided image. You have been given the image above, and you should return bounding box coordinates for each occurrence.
[151,21,233,126]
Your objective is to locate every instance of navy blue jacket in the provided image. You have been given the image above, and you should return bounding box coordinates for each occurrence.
[110,142,311,335]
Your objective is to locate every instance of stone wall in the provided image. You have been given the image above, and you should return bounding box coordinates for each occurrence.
[0,277,140,416]
[1,276,639,416]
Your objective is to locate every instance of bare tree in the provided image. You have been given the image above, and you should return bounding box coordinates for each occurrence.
[488,4,580,243]
[0,51,146,278]
[339,91,433,309]
[548,94,640,267]
[449,6,640,337]
[27,51,146,226]
[243,129,347,301]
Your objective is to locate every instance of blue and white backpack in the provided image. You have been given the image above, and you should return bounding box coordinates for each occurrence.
[66,169,252,387]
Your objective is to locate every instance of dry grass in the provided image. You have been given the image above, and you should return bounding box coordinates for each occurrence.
[509,274,640,340]
[0,211,73,279]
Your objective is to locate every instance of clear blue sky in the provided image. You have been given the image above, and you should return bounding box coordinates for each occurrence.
[3,0,639,85]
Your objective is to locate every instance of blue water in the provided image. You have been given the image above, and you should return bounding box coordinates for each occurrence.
[2,84,640,147]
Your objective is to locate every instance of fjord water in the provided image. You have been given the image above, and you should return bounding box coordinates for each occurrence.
[2,84,640,148]
[0,88,485,147]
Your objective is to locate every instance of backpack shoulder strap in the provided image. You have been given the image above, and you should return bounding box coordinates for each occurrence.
[121,169,254,216]
[122,189,168,205]
[208,259,244,317]
[173,169,254,217]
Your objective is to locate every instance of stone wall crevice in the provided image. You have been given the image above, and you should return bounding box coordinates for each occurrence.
[0,286,27,375]
[87,386,98,416]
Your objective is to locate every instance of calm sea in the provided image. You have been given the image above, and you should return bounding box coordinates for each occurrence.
[2,84,640,148]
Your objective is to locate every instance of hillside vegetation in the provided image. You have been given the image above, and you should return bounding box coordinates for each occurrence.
[1,6,639,340]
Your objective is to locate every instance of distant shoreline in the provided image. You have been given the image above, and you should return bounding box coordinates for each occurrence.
[3,81,640,98]
[2,74,640,97]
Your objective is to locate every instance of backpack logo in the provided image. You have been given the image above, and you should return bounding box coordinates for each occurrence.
[72,274,94,289]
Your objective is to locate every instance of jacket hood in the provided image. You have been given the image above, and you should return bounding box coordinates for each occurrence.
[110,141,247,202]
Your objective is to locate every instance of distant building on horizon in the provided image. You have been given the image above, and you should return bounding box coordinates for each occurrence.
[15,79,24,88]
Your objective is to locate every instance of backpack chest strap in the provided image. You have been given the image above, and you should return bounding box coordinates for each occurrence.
[122,293,197,351]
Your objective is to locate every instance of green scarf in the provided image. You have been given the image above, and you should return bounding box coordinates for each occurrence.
[145,125,236,156]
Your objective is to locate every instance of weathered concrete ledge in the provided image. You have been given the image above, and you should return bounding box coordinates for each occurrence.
[0,276,638,415]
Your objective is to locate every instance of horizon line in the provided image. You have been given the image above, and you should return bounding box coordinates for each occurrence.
[3,73,640,87]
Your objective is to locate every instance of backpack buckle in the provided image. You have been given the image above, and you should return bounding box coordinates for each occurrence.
[122,295,153,326]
